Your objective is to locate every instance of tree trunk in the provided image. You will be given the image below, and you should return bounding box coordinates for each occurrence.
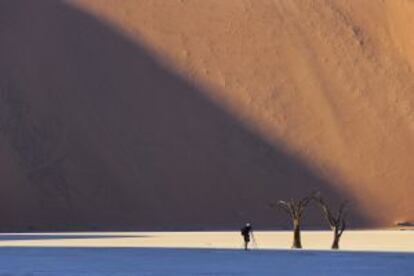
[292,220,302,249]
[331,228,340,249]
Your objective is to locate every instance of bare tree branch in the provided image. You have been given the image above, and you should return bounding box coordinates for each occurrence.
[271,194,313,249]
[312,193,349,249]
[275,200,293,217]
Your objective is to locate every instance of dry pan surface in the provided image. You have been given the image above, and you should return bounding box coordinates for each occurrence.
[0,231,413,252]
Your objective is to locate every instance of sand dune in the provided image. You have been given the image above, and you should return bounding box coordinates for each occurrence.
[0,0,413,230]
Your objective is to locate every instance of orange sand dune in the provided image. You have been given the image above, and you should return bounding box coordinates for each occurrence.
[0,0,413,230]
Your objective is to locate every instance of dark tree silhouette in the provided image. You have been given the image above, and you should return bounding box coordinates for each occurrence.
[271,195,312,249]
[313,193,348,249]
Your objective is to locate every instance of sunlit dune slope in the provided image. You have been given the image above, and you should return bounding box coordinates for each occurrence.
[0,0,413,230]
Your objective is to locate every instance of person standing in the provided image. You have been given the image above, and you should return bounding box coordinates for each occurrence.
[240,223,253,250]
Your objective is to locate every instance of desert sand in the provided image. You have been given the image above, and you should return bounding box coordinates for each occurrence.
[0,0,413,230]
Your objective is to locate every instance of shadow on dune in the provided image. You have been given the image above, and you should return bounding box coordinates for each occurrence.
[0,0,370,230]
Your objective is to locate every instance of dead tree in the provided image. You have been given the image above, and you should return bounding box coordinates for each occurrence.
[271,195,312,249]
[313,194,348,249]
